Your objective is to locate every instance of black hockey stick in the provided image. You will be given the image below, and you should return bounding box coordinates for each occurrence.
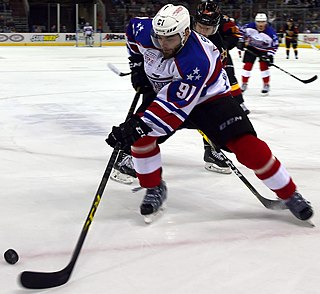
[244,48,318,84]
[19,90,141,289]
[298,39,320,51]
[270,63,317,84]
[107,63,131,76]
[198,130,287,210]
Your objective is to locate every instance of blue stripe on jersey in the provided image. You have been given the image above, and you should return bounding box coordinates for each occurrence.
[144,112,172,134]
[155,98,188,120]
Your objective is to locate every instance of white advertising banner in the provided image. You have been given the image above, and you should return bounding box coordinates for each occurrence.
[0,32,318,47]
[0,32,126,46]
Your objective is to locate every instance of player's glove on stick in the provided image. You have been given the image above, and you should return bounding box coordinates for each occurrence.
[236,37,245,51]
[106,115,152,150]
[129,56,153,94]
[260,54,274,66]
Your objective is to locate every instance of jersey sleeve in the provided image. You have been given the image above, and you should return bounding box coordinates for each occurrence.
[126,17,153,59]
[220,16,242,50]
[267,28,279,56]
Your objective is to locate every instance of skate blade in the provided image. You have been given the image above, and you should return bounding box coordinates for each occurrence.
[261,92,269,96]
[204,163,232,174]
[110,169,134,185]
[305,220,315,227]
[143,203,167,224]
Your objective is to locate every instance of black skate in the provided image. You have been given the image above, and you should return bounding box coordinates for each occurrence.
[285,192,313,221]
[241,83,248,93]
[140,181,167,223]
[204,146,231,174]
[240,102,250,115]
[111,151,137,185]
[261,84,270,96]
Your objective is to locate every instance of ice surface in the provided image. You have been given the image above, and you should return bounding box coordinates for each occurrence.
[0,45,319,294]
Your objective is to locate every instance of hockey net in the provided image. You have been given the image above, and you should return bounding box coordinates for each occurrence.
[75,31,102,47]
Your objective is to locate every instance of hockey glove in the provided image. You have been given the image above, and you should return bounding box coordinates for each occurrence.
[236,37,245,51]
[260,54,274,66]
[129,56,153,94]
[106,115,152,150]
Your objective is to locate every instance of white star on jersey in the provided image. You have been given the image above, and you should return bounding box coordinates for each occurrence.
[135,23,144,36]
[193,67,200,75]
[187,73,194,80]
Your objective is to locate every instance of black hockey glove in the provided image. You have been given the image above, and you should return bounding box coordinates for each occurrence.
[260,54,274,66]
[236,37,245,51]
[129,56,153,94]
[106,115,152,150]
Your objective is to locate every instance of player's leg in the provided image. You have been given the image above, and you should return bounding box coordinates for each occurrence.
[189,96,313,221]
[131,136,167,222]
[286,39,290,59]
[241,50,256,92]
[259,60,270,95]
[292,40,298,59]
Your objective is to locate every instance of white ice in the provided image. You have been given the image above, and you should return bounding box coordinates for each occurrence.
[0,45,319,294]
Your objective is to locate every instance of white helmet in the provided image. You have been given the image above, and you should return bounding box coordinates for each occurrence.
[152,4,190,43]
[255,13,267,22]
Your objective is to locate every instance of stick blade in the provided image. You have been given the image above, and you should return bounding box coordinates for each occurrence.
[302,75,318,84]
[263,199,288,210]
[107,63,121,76]
[20,269,71,289]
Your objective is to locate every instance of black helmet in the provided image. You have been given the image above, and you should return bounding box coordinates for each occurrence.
[195,0,221,27]
[287,18,294,22]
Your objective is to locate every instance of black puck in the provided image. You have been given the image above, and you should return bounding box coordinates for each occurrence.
[4,249,19,264]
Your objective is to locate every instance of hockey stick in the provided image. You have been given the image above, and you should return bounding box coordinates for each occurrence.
[244,48,318,84]
[298,39,320,51]
[19,90,141,289]
[270,63,317,84]
[107,63,131,76]
[198,130,287,210]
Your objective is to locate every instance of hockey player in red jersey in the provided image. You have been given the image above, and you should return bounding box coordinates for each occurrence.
[283,18,299,59]
[106,4,313,223]
[240,13,278,95]
[192,0,250,174]
[193,0,249,114]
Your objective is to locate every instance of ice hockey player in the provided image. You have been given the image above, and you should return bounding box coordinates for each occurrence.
[106,4,313,223]
[239,13,278,95]
[83,22,94,47]
[283,18,299,59]
[111,3,236,185]
[193,0,249,115]
[193,0,250,163]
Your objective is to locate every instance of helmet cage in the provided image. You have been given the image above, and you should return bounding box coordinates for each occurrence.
[195,0,221,27]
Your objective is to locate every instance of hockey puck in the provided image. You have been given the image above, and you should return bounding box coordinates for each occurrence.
[4,249,19,264]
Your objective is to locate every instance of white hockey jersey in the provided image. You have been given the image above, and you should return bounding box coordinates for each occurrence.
[126,18,231,137]
[241,22,278,56]
[83,25,93,36]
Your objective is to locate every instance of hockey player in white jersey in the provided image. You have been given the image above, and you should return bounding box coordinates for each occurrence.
[83,22,94,47]
[239,13,278,95]
[106,4,313,223]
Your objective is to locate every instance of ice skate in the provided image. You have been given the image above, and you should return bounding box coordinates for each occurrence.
[261,84,270,96]
[140,181,167,224]
[111,151,137,185]
[285,192,313,221]
[204,146,231,174]
[241,83,248,93]
[240,103,250,115]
